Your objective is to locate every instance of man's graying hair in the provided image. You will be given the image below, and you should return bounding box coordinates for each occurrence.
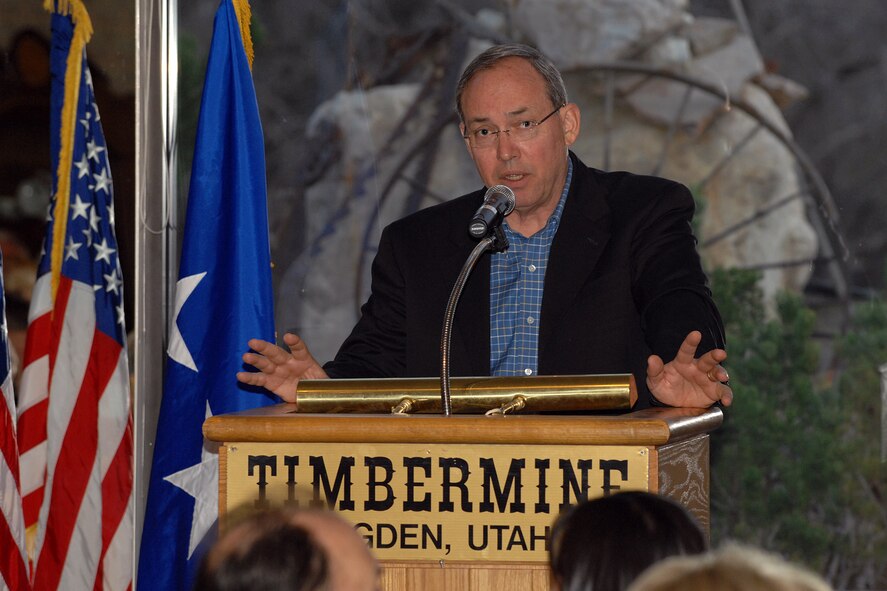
[455,43,568,124]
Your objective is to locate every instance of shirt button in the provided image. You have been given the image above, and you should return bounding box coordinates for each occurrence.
[528,264,537,272]
[524,368,533,376]
[527,316,535,325]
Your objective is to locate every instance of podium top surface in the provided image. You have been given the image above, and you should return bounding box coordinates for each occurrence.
[204,404,722,447]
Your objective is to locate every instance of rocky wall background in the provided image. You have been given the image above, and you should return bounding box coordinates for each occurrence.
[693,0,887,297]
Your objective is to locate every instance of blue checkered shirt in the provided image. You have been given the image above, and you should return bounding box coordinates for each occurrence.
[490,158,573,376]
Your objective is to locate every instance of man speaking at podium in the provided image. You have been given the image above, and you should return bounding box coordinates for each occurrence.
[237,43,732,411]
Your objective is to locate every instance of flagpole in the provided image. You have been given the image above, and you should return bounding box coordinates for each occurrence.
[133,0,180,577]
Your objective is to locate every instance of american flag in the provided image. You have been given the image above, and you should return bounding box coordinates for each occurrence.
[15,3,133,590]
[1,252,31,591]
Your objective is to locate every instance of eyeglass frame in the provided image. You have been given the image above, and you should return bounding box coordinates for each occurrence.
[462,104,565,148]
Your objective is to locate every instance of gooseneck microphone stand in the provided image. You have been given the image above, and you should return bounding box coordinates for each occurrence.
[439,225,509,416]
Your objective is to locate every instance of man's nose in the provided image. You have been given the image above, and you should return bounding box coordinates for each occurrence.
[496,129,518,160]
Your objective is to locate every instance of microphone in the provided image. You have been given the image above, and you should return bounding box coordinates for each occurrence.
[442,187,513,415]
[468,185,516,238]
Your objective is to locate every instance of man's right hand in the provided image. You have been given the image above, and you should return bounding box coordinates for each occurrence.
[237,332,329,403]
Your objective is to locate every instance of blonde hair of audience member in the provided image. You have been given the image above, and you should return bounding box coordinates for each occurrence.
[194,507,380,591]
[626,543,833,591]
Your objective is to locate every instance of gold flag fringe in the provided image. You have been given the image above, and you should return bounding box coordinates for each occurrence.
[43,0,93,306]
[231,0,254,70]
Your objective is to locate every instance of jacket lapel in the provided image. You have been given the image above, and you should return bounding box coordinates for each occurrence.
[442,197,492,377]
[539,158,611,358]
[452,253,491,376]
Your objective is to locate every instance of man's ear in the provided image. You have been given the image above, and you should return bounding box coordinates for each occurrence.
[560,103,581,147]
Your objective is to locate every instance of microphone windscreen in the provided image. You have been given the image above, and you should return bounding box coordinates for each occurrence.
[485,184,516,215]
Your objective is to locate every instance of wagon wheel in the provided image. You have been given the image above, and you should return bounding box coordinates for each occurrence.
[568,62,851,329]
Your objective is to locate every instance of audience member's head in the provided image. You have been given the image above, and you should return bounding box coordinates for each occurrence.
[550,491,707,591]
[627,542,833,591]
[194,507,379,591]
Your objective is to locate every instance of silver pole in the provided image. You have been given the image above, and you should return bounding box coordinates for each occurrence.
[134,0,178,582]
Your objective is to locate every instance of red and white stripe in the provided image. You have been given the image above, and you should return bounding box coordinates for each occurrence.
[2,345,30,590]
[17,274,133,591]
[17,274,51,536]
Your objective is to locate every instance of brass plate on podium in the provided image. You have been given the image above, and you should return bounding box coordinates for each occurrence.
[222,441,651,562]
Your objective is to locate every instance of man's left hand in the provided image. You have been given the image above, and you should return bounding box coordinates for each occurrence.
[646,330,733,408]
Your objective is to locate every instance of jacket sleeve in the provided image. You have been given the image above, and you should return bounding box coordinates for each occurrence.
[630,180,726,364]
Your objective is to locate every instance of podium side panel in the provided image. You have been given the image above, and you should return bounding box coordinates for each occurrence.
[655,434,710,537]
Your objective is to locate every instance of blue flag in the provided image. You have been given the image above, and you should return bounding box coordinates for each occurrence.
[137,1,276,588]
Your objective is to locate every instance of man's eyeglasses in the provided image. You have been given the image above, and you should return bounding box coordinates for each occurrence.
[463,105,564,149]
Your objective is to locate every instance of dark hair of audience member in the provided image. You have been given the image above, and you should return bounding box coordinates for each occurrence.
[550,491,708,591]
[193,510,329,591]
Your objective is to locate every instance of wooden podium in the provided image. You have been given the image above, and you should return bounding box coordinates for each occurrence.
[204,403,722,591]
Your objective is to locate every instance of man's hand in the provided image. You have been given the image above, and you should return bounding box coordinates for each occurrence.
[236,332,329,403]
[646,330,733,408]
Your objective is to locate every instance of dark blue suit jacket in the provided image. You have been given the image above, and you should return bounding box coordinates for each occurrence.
[324,153,725,408]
